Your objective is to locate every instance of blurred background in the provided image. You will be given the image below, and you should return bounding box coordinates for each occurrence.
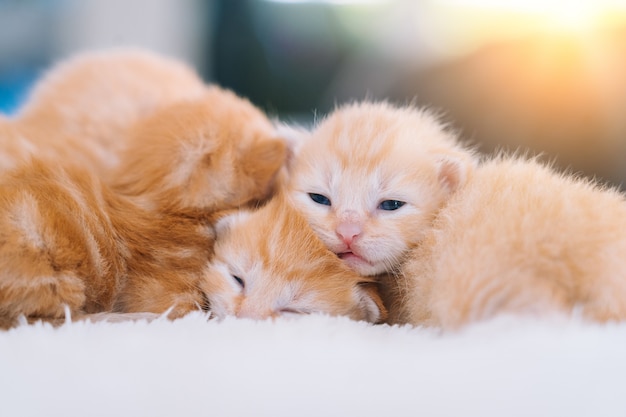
[1,0,626,187]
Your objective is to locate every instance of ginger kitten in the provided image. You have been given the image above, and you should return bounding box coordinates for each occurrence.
[397,156,626,329]
[204,195,386,323]
[0,91,286,328]
[12,48,207,177]
[286,101,475,276]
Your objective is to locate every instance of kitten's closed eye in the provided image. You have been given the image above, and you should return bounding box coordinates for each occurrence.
[378,200,405,211]
[232,275,245,289]
[308,193,331,206]
[278,307,310,317]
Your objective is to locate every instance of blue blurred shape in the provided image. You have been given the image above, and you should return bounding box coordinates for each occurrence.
[0,67,38,116]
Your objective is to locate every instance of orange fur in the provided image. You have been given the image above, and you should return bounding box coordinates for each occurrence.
[0,158,216,326]
[398,157,626,329]
[205,194,386,323]
[286,101,475,276]
[112,87,285,214]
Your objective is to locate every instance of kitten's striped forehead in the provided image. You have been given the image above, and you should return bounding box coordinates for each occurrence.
[319,113,399,170]
[301,102,456,175]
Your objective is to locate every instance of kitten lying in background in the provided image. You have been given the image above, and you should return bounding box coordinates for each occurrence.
[9,48,207,177]
[0,90,286,329]
[285,101,474,276]
[204,195,386,323]
[396,156,626,329]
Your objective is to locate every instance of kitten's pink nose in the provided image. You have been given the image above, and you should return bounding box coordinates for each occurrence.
[336,222,362,245]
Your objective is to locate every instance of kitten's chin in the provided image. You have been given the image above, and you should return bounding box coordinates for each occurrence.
[338,252,382,276]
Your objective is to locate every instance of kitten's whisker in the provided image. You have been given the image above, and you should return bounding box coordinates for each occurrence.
[63,304,72,326]
[158,306,175,320]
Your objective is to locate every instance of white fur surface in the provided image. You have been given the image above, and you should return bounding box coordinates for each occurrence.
[1,313,625,417]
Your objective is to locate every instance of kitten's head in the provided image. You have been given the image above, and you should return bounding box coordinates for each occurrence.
[201,196,386,323]
[114,86,287,216]
[286,101,475,276]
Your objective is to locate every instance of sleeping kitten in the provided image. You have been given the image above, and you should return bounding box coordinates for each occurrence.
[0,91,286,328]
[12,48,207,177]
[204,194,386,323]
[397,156,626,329]
[285,101,475,276]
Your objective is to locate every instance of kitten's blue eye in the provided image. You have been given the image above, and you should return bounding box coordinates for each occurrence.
[378,200,406,211]
[232,275,245,289]
[308,193,331,206]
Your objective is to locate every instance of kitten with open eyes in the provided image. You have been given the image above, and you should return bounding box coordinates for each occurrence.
[285,101,475,277]
[395,156,626,329]
[10,48,207,177]
[0,90,287,329]
[204,194,386,323]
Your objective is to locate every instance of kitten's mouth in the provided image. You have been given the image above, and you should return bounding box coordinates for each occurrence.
[338,251,372,265]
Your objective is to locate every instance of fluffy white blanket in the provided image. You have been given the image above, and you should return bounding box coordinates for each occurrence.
[1,313,625,417]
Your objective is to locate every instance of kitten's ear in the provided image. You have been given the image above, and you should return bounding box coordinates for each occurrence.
[243,138,287,184]
[354,282,388,324]
[273,121,311,173]
[435,151,475,193]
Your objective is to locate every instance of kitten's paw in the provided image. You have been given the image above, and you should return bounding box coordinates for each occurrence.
[0,315,17,330]
[0,272,86,323]
[158,293,207,320]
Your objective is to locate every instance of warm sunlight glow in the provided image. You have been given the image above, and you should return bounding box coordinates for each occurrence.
[443,0,626,35]
[549,2,600,33]
[422,0,626,60]
[264,0,390,4]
